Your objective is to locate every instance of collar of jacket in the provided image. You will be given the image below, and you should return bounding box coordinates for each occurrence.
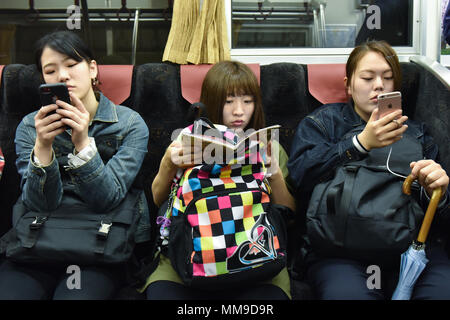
[342,100,366,128]
[91,93,119,124]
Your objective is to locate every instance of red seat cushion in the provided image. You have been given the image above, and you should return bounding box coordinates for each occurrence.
[97,65,133,105]
[307,64,348,104]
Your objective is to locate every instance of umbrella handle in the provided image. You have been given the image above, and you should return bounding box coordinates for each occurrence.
[402,174,443,243]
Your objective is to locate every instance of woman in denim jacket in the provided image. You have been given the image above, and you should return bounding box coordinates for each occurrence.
[288,41,450,299]
[0,31,149,299]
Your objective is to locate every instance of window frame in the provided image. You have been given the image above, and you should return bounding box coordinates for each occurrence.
[226,0,442,64]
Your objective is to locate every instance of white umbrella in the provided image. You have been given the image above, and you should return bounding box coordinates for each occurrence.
[391,175,443,300]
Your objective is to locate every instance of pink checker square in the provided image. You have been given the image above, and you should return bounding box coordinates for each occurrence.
[217,196,231,209]
[187,214,199,227]
[197,169,210,179]
[226,246,237,258]
[193,263,205,276]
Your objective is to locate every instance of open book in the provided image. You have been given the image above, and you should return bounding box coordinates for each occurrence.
[180,124,281,152]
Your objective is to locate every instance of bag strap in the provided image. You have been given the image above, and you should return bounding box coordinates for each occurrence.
[21,189,141,254]
[23,216,48,248]
[95,218,113,255]
[333,165,358,247]
[94,189,141,255]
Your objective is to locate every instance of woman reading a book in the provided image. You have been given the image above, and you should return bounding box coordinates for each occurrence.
[145,60,296,300]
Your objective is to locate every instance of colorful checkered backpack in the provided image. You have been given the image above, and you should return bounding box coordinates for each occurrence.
[157,119,287,289]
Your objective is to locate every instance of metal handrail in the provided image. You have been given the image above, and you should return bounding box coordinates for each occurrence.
[131,8,140,65]
[409,56,450,89]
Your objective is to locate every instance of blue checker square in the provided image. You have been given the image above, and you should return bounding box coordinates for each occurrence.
[188,178,202,191]
[193,237,202,251]
[222,220,235,235]
[211,164,222,175]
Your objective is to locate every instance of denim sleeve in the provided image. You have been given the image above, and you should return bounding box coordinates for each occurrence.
[287,114,365,192]
[65,112,149,212]
[14,115,63,211]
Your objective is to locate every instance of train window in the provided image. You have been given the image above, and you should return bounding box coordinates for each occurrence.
[0,1,445,66]
[231,0,412,49]
[0,0,171,65]
[227,0,447,65]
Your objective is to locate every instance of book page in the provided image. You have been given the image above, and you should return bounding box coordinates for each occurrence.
[180,124,281,165]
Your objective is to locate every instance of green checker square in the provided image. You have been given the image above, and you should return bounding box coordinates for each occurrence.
[216,261,228,275]
[235,231,248,245]
[241,165,252,176]
[252,203,263,215]
[202,186,214,194]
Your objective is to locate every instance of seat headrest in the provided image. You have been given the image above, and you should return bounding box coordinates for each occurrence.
[180,64,260,104]
[97,65,133,105]
[307,64,347,104]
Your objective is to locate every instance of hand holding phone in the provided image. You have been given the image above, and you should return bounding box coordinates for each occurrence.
[377,91,402,120]
[39,83,71,115]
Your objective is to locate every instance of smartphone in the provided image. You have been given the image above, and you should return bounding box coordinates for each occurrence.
[377,91,402,119]
[39,83,71,115]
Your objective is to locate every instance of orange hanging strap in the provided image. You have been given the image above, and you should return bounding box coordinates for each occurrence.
[402,174,443,243]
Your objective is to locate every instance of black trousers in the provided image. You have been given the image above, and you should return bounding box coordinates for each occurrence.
[307,244,450,300]
[0,259,125,300]
[146,281,289,300]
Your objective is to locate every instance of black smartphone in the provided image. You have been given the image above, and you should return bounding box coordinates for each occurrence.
[39,83,71,115]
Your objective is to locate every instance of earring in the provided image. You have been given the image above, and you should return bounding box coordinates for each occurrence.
[91,77,99,87]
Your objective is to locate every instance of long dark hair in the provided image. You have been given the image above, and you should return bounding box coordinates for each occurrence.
[34,31,95,73]
[34,31,100,95]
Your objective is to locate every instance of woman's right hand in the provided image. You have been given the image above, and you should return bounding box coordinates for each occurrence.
[33,104,65,165]
[152,140,202,206]
[165,140,203,171]
[357,108,408,151]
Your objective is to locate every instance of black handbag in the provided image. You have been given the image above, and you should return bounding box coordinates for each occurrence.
[306,127,425,264]
[1,188,142,266]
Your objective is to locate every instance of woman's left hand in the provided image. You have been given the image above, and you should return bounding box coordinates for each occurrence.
[56,92,91,152]
[410,160,449,197]
[266,140,280,176]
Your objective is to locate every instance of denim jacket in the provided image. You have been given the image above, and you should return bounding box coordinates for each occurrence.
[288,102,449,221]
[14,93,151,243]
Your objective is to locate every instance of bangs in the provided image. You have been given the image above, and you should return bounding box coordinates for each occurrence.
[35,31,94,71]
[224,72,258,98]
[49,42,87,63]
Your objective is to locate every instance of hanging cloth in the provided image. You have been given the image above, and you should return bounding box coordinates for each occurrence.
[162,0,230,64]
